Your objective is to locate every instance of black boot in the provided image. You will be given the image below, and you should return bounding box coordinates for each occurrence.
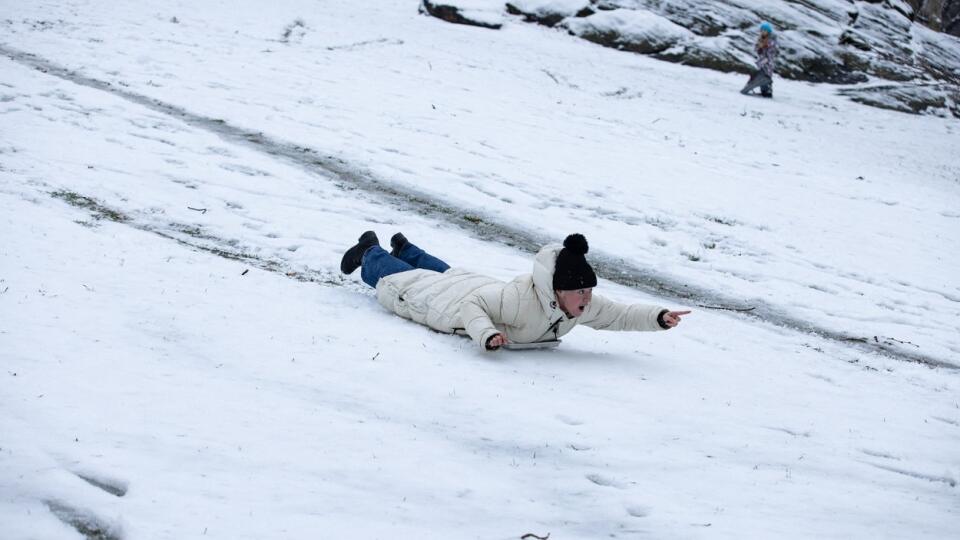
[390,232,409,258]
[340,231,379,274]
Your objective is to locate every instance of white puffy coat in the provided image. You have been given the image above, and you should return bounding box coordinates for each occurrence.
[375,243,668,349]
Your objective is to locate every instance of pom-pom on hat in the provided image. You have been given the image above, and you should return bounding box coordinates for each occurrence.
[553,234,598,291]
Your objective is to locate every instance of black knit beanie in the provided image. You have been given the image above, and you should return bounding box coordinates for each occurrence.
[553,234,598,291]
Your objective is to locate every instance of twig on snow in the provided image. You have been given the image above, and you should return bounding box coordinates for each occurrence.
[696,304,755,312]
[521,534,550,540]
[187,207,208,214]
[874,336,920,348]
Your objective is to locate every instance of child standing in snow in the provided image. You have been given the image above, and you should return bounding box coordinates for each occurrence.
[741,21,778,98]
[340,231,690,351]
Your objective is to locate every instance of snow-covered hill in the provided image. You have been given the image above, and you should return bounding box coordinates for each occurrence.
[2,1,958,538]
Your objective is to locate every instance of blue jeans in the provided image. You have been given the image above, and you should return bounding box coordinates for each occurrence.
[360,241,450,288]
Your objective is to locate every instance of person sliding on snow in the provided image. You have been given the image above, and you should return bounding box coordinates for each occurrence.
[340,231,690,351]
[741,21,778,98]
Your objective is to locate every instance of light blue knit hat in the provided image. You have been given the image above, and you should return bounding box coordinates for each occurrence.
[760,21,774,33]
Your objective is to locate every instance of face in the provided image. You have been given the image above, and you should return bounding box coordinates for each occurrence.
[556,288,593,318]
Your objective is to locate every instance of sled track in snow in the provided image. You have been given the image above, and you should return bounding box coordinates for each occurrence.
[3,45,955,370]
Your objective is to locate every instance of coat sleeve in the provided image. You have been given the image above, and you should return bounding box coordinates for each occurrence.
[579,294,667,332]
[459,282,521,349]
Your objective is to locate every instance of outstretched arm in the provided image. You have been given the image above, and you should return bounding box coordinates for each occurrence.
[581,294,691,332]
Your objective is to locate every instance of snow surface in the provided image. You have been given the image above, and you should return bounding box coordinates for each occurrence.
[1,0,959,538]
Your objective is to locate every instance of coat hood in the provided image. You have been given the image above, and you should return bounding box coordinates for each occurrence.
[532,243,562,313]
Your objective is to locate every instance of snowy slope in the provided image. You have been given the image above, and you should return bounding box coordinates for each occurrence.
[1,1,959,539]
[4,0,959,363]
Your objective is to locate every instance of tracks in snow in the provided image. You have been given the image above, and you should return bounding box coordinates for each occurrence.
[2,44,954,369]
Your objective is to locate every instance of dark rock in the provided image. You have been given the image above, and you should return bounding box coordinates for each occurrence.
[839,83,960,117]
[655,44,754,74]
[654,6,746,37]
[419,0,502,30]
[564,9,691,54]
[869,62,922,82]
[838,51,871,73]
[944,0,960,36]
[778,55,859,84]
[903,1,960,37]
[839,29,872,51]
[850,3,915,59]
[887,0,916,19]
[575,7,596,18]
[506,3,570,27]
[572,27,673,54]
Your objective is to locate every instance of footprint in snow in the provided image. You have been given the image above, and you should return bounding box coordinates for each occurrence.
[764,426,811,438]
[46,500,122,540]
[74,471,128,497]
[556,414,584,426]
[860,448,900,460]
[586,473,627,489]
[931,416,959,427]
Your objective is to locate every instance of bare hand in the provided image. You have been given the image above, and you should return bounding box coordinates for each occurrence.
[662,310,691,328]
[486,333,509,350]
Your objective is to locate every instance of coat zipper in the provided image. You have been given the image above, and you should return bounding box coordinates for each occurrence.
[548,317,563,340]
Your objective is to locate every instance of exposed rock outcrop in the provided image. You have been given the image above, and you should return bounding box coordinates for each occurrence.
[839,81,960,116]
[420,0,960,117]
[564,9,693,54]
[419,0,504,29]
